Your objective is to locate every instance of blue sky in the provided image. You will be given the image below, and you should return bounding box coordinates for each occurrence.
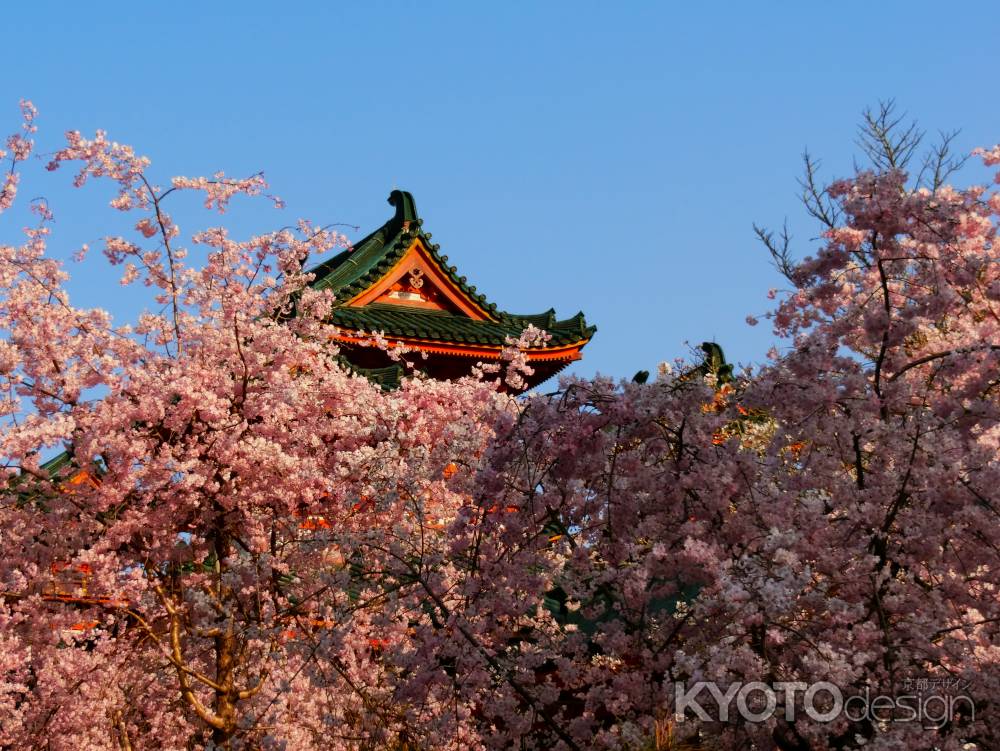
[4,2,1000,380]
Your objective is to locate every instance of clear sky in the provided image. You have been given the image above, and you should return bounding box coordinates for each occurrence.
[4,2,1000,380]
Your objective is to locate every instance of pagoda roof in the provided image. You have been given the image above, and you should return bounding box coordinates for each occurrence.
[308,190,595,362]
[310,191,499,317]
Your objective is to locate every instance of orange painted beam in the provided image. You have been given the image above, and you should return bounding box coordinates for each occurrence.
[332,332,589,362]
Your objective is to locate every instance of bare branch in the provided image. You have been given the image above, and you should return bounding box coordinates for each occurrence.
[798,151,840,229]
[856,100,924,172]
[753,220,796,283]
[916,129,970,191]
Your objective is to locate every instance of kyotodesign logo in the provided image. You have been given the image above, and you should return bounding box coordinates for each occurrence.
[674,680,975,729]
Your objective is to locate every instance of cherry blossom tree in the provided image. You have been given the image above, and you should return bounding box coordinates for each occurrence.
[2,99,999,751]
[377,104,1000,750]
[0,102,510,749]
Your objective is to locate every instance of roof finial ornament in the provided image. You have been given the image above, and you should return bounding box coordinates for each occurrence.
[387,189,418,231]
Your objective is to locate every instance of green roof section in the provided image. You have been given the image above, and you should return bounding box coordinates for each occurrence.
[9,450,91,503]
[328,305,592,348]
[307,190,596,349]
[337,356,405,390]
[40,450,74,478]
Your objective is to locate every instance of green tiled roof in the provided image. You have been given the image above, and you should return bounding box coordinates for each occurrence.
[329,304,592,348]
[308,191,596,350]
[337,357,405,390]
[41,450,74,477]
[10,450,92,502]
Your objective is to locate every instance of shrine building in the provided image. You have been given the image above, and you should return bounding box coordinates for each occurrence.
[308,190,595,391]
